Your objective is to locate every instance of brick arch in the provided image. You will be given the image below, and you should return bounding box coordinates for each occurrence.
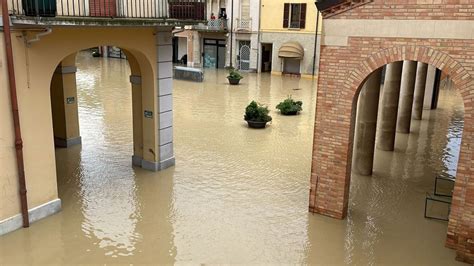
[345,45,472,101]
[345,45,474,262]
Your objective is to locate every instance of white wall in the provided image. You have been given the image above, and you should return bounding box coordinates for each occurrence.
[177,37,187,59]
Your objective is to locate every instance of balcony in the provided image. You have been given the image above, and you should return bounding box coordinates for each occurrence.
[7,0,206,26]
[190,18,227,32]
[235,18,251,32]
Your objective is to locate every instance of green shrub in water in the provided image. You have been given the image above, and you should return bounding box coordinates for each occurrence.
[276,96,303,115]
[244,101,272,122]
[227,67,244,80]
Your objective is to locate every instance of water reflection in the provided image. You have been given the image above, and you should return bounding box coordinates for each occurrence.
[0,53,465,264]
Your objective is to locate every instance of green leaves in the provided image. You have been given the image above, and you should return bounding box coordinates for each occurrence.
[244,101,272,122]
[276,95,303,115]
[227,67,244,80]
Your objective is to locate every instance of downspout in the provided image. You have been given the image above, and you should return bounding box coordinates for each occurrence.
[256,0,262,73]
[229,0,233,68]
[26,27,52,47]
[2,0,30,227]
[311,6,320,77]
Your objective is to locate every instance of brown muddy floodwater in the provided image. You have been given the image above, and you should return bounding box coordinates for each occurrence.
[0,52,465,265]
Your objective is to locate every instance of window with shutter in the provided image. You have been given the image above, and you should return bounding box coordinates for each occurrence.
[290,4,301,28]
[283,3,289,28]
[300,3,306,29]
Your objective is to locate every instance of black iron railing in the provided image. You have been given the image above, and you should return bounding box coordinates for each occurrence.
[8,0,206,19]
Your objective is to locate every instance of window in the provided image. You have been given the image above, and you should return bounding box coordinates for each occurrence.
[283,3,306,29]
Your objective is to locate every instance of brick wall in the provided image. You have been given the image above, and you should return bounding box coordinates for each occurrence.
[332,0,474,20]
[311,1,474,262]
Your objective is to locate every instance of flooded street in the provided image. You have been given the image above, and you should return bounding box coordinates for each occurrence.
[0,53,464,264]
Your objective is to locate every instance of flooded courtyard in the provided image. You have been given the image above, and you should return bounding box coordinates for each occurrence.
[0,53,465,264]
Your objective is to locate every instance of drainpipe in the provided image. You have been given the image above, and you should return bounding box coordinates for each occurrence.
[2,0,30,227]
[229,0,233,68]
[311,4,320,77]
[256,0,262,73]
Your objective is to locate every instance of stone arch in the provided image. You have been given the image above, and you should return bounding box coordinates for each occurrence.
[345,45,474,259]
[49,45,151,161]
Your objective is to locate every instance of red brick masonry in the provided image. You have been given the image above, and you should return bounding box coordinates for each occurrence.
[310,1,474,263]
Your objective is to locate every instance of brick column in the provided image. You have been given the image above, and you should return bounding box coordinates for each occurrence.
[352,68,382,176]
[50,56,81,147]
[396,60,417,134]
[412,62,428,120]
[377,61,403,151]
[156,30,175,170]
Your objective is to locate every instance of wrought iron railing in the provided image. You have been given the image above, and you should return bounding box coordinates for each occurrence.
[192,18,227,31]
[236,18,251,31]
[8,0,206,20]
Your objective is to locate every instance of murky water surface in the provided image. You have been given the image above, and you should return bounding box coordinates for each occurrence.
[0,53,465,264]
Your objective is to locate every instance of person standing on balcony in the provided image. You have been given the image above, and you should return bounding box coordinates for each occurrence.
[219,10,227,20]
[211,13,216,20]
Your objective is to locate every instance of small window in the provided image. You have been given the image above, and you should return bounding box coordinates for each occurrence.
[283,3,306,29]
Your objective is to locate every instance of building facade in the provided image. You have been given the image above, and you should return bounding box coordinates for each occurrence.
[0,0,204,235]
[259,0,322,77]
[173,0,260,71]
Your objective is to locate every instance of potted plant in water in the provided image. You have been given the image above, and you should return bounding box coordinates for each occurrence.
[244,101,272,128]
[276,96,303,115]
[227,67,243,85]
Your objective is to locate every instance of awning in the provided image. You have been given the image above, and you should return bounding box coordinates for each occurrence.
[278,42,304,59]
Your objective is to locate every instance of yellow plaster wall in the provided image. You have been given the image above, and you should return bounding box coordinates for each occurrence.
[260,0,322,34]
[0,35,21,222]
[0,27,158,221]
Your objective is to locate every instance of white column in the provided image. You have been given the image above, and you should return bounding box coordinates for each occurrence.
[156,30,175,170]
[423,65,437,110]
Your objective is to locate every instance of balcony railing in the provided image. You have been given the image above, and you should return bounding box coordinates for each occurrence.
[192,18,227,31]
[236,18,251,31]
[8,0,206,20]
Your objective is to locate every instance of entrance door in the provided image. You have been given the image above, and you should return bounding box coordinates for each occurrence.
[239,41,251,71]
[283,58,301,75]
[203,39,226,68]
[261,43,273,72]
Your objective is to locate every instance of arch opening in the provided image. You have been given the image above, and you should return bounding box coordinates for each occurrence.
[347,59,465,259]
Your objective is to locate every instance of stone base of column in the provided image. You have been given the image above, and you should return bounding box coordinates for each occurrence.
[54,136,82,148]
[308,205,346,220]
[134,157,175,172]
[159,157,175,170]
[132,155,143,167]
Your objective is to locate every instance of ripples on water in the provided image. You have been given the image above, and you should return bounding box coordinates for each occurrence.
[0,52,464,265]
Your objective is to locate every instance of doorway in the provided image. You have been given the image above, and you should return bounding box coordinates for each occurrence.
[283,58,301,75]
[203,39,226,68]
[261,43,272,72]
[238,41,251,71]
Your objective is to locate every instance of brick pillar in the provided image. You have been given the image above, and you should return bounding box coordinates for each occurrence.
[377,61,403,151]
[412,62,428,120]
[50,54,81,147]
[396,60,417,134]
[352,68,382,176]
